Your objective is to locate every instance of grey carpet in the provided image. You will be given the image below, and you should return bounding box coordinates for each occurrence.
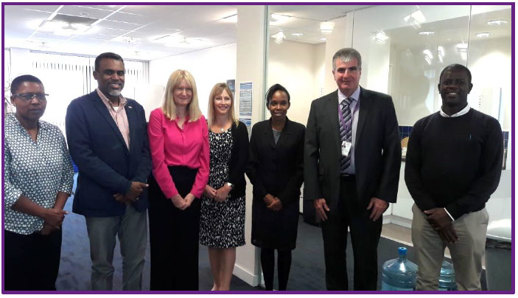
[57,194,508,291]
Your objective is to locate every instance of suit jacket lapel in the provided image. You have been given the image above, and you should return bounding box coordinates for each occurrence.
[325,92,341,148]
[90,93,129,154]
[125,101,136,154]
[275,117,294,148]
[355,87,369,144]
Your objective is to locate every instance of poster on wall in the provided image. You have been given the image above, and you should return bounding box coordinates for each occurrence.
[239,81,252,130]
[226,79,235,97]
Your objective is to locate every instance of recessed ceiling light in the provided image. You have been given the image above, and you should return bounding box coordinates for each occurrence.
[418,31,435,36]
[373,31,389,43]
[476,32,490,38]
[320,37,327,42]
[487,20,507,26]
[320,22,334,34]
[291,33,303,37]
[272,31,286,44]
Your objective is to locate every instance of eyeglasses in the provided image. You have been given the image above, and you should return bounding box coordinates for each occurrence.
[12,93,48,102]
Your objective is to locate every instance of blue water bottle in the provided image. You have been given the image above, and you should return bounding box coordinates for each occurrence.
[381,247,418,291]
[438,260,457,291]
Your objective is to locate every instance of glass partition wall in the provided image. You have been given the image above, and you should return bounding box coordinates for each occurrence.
[266,3,512,240]
[267,4,511,133]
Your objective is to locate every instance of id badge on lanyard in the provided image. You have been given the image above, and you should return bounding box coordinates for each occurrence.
[341,141,352,157]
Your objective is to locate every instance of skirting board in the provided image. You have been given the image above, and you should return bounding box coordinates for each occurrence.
[385,214,412,229]
[234,263,260,287]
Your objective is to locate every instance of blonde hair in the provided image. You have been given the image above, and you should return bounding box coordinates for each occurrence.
[207,83,239,127]
[161,69,202,122]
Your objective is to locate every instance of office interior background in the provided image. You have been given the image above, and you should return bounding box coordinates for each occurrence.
[3,3,513,290]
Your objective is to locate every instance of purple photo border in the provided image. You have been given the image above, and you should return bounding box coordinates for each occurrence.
[1,1,515,295]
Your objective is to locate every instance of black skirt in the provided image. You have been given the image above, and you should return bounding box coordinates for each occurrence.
[251,196,299,250]
[148,166,200,291]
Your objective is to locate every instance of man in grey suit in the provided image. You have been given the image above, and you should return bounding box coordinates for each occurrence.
[304,48,401,290]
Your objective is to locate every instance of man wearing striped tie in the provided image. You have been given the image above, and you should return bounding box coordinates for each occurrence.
[304,48,401,290]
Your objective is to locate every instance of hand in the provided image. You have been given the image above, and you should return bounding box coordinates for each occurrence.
[204,185,217,199]
[113,193,128,203]
[263,194,275,206]
[171,194,186,210]
[43,208,67,227]
[367,197,388,221]
[424,208,452,230]
[314,198,330,221]
[215,185,231,202]
[125,181,148,202]
[437,225,458,244]
[183,193,196,209]
[267,197,283,211]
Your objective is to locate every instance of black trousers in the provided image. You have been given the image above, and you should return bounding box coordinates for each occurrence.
[321,176,382,290]
[148,166,200,291]
[4,229,62,291]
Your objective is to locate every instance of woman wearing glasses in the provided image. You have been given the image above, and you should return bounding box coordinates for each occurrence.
[4,75,74,290]
[147,69,209,290]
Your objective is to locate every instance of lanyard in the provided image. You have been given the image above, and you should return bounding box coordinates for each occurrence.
[338,98,358,133]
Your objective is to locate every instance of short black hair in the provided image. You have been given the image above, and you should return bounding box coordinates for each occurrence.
[439,64,472,83]
[94,52,124,71]
[10,75,43,94]
[265,84,290,107]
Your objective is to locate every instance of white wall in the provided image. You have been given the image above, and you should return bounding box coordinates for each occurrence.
[235,5,268,286]
[267,40,325,126]
[147,43,237,119]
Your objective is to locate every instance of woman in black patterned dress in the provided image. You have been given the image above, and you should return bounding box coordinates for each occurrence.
[200,83,248,291]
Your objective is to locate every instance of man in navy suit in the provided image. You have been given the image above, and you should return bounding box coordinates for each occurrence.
[66,52,151,290]
[304,48,401,290]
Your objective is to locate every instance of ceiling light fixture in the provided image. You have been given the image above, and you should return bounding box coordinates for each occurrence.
[422,49,433,65]
[291,33,303,37]
[38,14,96,36]
[404,9,426,29]
[487,20,508,26]
[418,31,434,36]
[272,31,286,44]
[373,31,389,44]
[455,42,468,61]
[437,46,445,63]
[476,32,490,38]
[320,22,334,34]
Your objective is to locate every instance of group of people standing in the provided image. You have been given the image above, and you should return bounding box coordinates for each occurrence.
[4,51,304,292]
[4,47,503,292]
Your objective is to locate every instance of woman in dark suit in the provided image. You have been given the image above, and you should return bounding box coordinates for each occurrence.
[247,84,305,291]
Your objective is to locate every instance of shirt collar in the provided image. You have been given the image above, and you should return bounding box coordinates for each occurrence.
[338,86,360,104]
[7,112,49,131]
[440,104,470,118]
[96,88,126,109]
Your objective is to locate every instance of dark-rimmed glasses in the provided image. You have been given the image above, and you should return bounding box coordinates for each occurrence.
[12,93,48,102]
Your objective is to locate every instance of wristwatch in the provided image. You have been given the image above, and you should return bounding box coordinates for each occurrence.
[226,182,234,189]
